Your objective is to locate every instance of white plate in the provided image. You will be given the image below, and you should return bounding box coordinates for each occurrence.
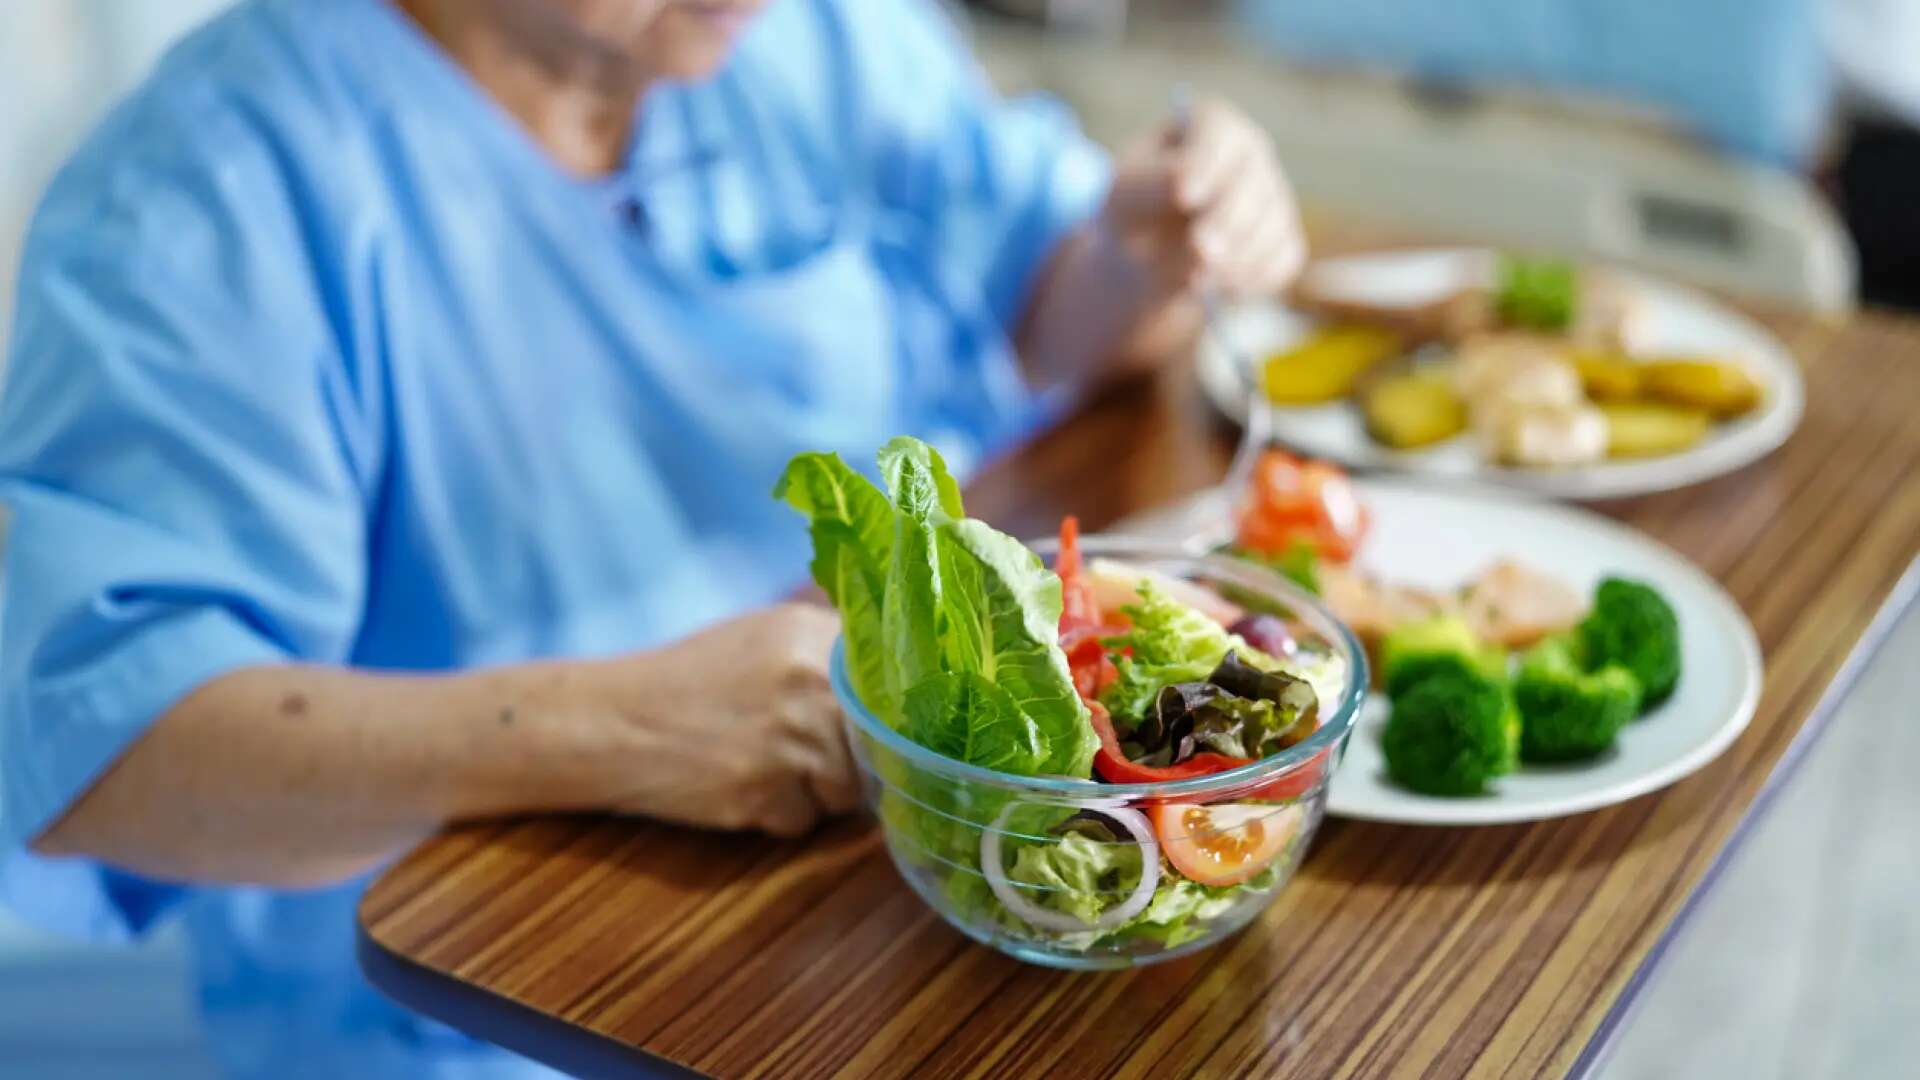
[1122,480,1764,825]
[1195,248,1806,500]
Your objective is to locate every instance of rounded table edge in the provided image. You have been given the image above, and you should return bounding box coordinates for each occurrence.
[354,916,708,1079]
[1569,555,1920,1078]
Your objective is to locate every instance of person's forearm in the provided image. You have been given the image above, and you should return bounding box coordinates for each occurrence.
[31,660,630,888]
[1017,224,1201,393]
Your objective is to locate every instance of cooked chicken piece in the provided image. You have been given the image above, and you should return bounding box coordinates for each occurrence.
[1568,271,1643,353]
[1451,334,1583,407]
[1479,401,1609,468]
[1317,562,1452,647]
[1458,559,1588,648]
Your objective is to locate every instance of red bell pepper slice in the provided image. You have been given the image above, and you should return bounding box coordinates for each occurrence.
[1058,516,1123,702]
[1087,701,1328,798]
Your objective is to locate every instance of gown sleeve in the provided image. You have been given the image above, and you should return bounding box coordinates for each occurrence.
[845,0,1114,446]
[0,100,375,938]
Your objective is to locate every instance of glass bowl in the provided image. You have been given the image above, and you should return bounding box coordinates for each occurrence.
[831,536,1368,970]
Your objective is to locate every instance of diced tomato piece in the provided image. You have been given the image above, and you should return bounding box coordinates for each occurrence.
[1234,450,1368,562]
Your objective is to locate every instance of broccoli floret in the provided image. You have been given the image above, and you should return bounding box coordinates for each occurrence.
[1381,671,1519,796]
[1379,615,1508,698]
[1579,578,1681,709]
[1513,636,1642,761]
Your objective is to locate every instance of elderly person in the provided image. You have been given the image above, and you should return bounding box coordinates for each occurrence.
[0,0,1302,1073]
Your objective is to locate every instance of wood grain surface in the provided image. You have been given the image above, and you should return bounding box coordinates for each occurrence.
[360,246,1920,1079]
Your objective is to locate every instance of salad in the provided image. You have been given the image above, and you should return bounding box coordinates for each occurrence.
[777,437,1349,953]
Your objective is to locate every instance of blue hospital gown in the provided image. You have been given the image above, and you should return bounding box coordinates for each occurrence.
[0,0,1109,1074]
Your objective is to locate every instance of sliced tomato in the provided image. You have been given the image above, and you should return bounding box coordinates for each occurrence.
[1235,450,1368,562]
[1149,802,1302,886]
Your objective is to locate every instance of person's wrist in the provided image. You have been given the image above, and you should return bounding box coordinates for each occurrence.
[1083,212,1162,303]
[444,657,640,818]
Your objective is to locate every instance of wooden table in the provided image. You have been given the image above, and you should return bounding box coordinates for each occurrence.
[358,251,1920,1078]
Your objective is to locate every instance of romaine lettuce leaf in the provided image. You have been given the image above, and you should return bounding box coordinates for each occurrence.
[903,671,1047,775]
[782,434,1096,798]
[938,519,1095,777]
[879,438,955,714]
[772,452,898,722]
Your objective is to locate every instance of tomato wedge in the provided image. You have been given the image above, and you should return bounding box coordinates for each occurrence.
[1150,802,1302,886]
[1235,450,1368,562]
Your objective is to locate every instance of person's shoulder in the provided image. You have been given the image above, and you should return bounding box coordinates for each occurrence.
[33,0,377,251]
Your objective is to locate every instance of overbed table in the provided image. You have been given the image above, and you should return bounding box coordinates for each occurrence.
[358,239,1920,1078]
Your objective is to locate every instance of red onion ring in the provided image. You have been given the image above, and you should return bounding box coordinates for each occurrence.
[979,803,1161,934]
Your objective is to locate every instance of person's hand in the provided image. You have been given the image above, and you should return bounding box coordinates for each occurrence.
[596,603,859,837]
[1097,97,1306,301]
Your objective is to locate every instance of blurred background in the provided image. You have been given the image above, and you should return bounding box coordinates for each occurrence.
[0,1,1913,1077]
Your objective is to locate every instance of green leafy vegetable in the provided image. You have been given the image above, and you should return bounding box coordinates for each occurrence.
[778,436,1092,779]
[1496,254,1578,331]
[1108,580,1244,670]
[878,437,954,712]
[1007,832,1147,926]
[1100,582,1281,729]
[773,452,898,722]
[903,672,1048,775]
[938,519,1096,776]
[1127,653,1318,765]
[985,850,1276,951]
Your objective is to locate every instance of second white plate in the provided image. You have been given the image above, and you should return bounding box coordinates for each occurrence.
[1195,248,1805,500]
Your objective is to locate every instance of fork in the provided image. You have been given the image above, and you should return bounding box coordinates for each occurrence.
[1167,84,1273,518]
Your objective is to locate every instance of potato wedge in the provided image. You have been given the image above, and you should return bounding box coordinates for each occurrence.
[1601,402,1712,458]
[1260,325,1402,405]
[1363,371,1468,449]
[1568,350,1642,402]
[1639,358,1763,417]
